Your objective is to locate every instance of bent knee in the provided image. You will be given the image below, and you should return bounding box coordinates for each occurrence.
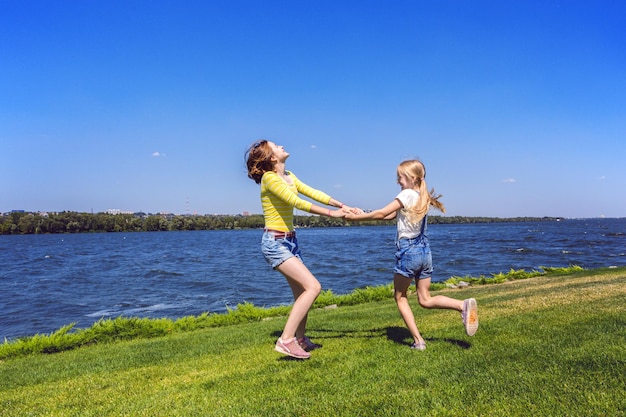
[418,298,434,309]
[310,282,322,296]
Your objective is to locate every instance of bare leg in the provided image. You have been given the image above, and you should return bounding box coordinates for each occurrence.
[416,277,463,311]
[285,270,308,339]
[393,274,424,345]
[275,256,321,341]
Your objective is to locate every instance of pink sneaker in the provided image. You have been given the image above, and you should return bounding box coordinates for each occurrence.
[298,336,321,351]
[410,341,426,351]
[275,338,311,359]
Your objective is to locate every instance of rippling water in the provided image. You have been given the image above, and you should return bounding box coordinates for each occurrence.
[1,218,624,339]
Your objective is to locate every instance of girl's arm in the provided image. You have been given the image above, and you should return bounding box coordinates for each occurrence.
[345,199,402,221]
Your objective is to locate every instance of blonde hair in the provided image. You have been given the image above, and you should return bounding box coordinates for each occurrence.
[397,160,445,224]
[245,140,275,184]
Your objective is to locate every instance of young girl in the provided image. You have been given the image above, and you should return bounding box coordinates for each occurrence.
[345,159,478,350]
[245,139,359,359]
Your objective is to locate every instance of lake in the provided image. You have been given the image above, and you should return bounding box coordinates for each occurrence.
[1,218,624,339]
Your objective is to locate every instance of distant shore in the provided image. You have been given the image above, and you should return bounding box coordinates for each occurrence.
[1,211,567,235]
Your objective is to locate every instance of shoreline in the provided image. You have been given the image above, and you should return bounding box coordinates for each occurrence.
[1,265,610,358]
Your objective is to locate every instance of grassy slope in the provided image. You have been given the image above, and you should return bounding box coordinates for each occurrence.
[1,268,625,416]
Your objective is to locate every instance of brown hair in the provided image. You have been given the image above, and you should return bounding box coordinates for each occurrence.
[397,159,445,224]
[245,140,275,184]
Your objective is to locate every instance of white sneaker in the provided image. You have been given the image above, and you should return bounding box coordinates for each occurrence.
[462,298,478,336]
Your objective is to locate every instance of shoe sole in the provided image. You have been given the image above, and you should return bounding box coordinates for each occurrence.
[464,298,479,336]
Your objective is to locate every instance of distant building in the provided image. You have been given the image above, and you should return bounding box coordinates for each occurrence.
[106,209,133,215]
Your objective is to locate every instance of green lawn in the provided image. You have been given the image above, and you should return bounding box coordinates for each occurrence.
[1,267,625,416]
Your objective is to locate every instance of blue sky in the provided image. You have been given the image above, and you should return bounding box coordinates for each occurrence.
[1,1,624,218]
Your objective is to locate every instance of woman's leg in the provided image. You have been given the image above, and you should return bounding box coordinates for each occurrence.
[393,274,424,345]
[276,256,322,341]
[416,277,463,311]
[285,270,308,339]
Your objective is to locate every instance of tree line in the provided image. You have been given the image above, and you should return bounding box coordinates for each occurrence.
[0,211,562,235]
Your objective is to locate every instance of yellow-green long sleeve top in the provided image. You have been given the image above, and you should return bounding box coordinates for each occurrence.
[261,171,332,232]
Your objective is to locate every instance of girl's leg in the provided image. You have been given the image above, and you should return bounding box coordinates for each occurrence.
[417,277,479,336]
[275,256,322,341]
[393,274,424,345]
[416,277,463,311]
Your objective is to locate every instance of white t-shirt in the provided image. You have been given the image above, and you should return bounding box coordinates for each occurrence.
[395,188,425,240]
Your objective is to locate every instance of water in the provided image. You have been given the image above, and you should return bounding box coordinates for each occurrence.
[1,218,624,340]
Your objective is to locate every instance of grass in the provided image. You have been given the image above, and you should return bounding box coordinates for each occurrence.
[0,266,581,360]
[1,266,624,416]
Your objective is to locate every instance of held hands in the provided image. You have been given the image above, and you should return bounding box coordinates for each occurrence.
[328,205,364,218]
[345,208,371,221]
[340,205,363,215]
[344,211,359,220]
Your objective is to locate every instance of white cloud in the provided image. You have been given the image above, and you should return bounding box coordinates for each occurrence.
[502,178,517,183]
[310,145,317,149]
[152,151,165,157]
[599,176,607,180]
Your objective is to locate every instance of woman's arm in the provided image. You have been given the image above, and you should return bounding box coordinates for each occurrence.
[294,174,360,214]
[264,172,346,218]
[309,204,346,218]
[264,172,313,212]
[328,197,362,214]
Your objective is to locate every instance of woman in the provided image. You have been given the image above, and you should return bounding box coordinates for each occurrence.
[245,139,359,359]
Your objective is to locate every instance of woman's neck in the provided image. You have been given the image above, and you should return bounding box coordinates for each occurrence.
[274,161,286,175]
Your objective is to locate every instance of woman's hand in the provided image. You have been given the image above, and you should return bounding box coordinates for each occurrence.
[328,209,347,218]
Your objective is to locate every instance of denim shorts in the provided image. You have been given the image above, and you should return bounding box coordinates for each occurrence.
[394,236,433,280]
[261,231,302,269]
